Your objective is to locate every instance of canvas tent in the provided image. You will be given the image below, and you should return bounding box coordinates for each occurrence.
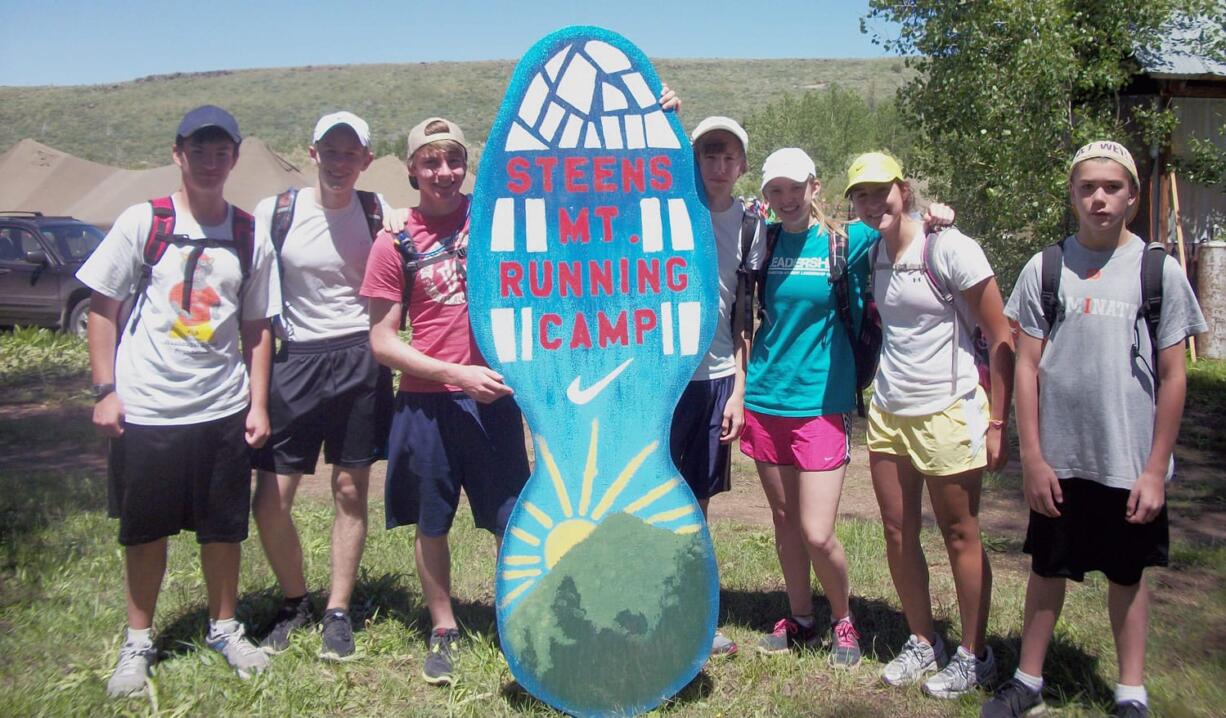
[0,138,309,228]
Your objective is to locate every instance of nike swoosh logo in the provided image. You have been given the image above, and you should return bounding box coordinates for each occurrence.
[566,358,634,405]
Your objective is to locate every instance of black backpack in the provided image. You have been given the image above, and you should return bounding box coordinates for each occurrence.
[268,187,384,338]
[730,198,764,339]
[1039,238,1167,388]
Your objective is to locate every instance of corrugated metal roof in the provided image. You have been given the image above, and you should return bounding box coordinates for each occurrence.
[1136,12,1226,80]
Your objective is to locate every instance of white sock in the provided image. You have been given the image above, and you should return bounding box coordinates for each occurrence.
[208,617,240,637]
[793,614,815,629]
[956,645,975,661]
[1014,668,1043,692]
[1115,684,1147,706]
[125,627,153,646]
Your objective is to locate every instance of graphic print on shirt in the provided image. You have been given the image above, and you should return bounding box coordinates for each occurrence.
[168,251,221,342]
[467,26,719,718]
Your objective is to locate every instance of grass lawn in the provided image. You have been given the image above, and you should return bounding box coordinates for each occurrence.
[1,329,1223,717]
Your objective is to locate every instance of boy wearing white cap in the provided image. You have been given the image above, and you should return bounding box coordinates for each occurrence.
[80,105,278,696]
[251,111,395,661]
[671,116,765,657]
[984,141,1207,718]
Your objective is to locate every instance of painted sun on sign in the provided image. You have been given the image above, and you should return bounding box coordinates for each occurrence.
[467,25,720,718]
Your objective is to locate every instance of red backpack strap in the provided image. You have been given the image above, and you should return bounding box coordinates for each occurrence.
[356,190,384,240]
[144,196,177,266]
[231,206,255,280]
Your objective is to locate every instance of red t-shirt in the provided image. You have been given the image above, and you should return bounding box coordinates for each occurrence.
[359,197,485,393]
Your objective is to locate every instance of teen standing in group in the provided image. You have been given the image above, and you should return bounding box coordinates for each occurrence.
[846,151,1014,699]
[982,142,1205,718]
[745,148,953,668]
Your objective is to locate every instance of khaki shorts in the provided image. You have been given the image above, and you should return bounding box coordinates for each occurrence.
[867,386,988,476]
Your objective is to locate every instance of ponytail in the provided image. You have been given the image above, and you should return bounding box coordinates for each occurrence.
[808,189,845,239]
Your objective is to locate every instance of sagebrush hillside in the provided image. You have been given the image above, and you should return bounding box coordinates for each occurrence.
[0,58,913,168]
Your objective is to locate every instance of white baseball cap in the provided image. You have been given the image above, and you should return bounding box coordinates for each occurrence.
[312,111,371,147]
[690,116,749,154]
[761,148,817,191]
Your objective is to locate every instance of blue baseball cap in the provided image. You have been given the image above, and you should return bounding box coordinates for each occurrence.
[176,105,242,143]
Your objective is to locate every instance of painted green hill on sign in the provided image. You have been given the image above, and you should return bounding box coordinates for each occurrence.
[502,512,715,714]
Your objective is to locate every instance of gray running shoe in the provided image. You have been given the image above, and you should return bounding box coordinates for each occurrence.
[924,645,996,698]
[828,617,862,669]
[422,627,461,685]
[756,617,820,655]
[319,609,357,662]
[882,633,947,686]
[710,631,737,657]
[1112,701,1148,718]
[980,677,1046,718]
[260,596,313,654]
[206,623,270,679]
[106,638,156,698]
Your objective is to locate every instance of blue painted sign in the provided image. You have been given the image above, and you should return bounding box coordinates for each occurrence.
[468,25,720,717]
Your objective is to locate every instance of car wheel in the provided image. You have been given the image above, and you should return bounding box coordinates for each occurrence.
[67,296,90,339]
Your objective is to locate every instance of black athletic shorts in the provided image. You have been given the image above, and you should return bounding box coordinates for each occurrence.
[1024,477,1169,586]
[252,331,394,475]
[669,375,735,500]
[107,409,251,546]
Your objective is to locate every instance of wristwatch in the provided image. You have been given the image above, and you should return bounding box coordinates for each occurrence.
[92,383,116,401]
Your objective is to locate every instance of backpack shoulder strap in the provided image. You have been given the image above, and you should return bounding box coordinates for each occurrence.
[356,190,384,241]
[1140,242,1167,375]
[144,196,177,267]
[754,223,784,328]
[231,206,255,280]
[828,229,855,346]
[738,201,758,273]
[921,228,955,304]
[270,187,298,257]
[1039,239,1067,333]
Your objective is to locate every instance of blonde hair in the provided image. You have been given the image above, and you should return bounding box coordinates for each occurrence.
[808,188,845,239]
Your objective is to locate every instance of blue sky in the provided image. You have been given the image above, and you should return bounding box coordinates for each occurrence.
[0,0,899,86]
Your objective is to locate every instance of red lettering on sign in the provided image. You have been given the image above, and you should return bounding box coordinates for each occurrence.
[665,257,688,292]
[636,258,661,294]
[649,156,672,191]
[594,206,618,242]
[621,158,646,193]
[559,207,590,244]
[564,157,589,192]
[506,157,531,194]
[557,262,583,297]
[597,310,629,346]
[540,314,562,350]
[570,313,593,349]
[529,261,553,298]
[590,260,613,296]
[592,156,617,192]
[535,157,558,193]
[619,257,630,294]
[634,309,657,344]
[499,262,523,298]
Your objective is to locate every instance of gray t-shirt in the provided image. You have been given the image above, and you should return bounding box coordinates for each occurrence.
[1005,234,1207,489]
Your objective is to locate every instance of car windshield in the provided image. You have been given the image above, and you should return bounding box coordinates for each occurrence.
[41,222,104,261]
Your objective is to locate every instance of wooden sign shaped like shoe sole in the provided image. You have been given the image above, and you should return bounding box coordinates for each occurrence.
[467,25,720,718]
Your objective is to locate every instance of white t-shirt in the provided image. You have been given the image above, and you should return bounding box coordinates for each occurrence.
[254,187,390,342]
[77,197,279,426]
[872,227,993,416]
[692,200,765,380]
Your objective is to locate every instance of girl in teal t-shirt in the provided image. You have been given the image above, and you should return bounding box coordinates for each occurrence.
[740,148,865,667]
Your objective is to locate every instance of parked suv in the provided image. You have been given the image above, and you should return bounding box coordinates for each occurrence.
[0,212,105,338]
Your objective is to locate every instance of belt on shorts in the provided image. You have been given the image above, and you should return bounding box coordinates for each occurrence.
[281,330,370,354]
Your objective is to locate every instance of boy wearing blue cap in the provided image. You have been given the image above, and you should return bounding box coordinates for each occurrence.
[78,105,279,697]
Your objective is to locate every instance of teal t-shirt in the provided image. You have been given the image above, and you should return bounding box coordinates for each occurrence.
[745,221,877,417]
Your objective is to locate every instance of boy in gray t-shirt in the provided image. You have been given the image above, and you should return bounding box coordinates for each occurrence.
[983,141,1207,718]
